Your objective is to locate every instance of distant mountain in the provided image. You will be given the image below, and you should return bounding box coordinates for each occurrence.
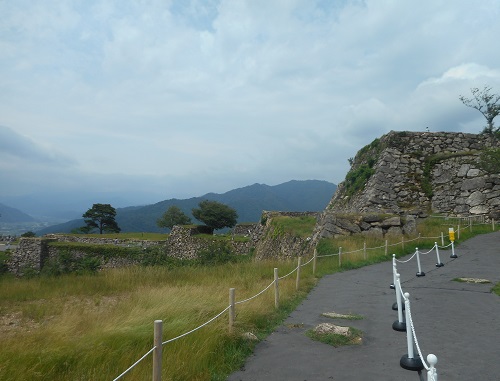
[0,203,36,223]
[36,180,336,235]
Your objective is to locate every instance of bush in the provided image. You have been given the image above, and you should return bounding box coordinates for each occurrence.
[196,242,239,266]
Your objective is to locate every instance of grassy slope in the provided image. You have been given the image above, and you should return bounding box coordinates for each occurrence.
[0,219,496,380]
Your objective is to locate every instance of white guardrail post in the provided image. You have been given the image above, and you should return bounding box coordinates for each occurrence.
[392,273,406,332]
[153,320,163,381]
[400,293,424,372]
[434,243,444,267]
[415,248,425,277]
[427,354,438,381]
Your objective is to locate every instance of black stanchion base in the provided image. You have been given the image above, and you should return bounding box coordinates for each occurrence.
[450,255,458,258]
[400,354,424,371]
[416,272,425,277]
[390,283,395,289]
[392,320,406,332]
[436,263,444,267]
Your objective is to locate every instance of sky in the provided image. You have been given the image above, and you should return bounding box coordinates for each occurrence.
[1,0,500,216]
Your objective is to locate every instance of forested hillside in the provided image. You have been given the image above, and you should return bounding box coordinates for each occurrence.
[37,180,336,235]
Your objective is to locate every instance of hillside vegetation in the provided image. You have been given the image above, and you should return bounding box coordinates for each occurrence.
[0,216,495,380]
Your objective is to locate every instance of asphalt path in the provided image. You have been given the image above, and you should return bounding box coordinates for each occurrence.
[227,231,500,381]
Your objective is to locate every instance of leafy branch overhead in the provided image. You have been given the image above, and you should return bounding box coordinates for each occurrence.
[459,86,500,135]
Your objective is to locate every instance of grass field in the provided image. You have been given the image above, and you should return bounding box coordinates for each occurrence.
[0,218,496,380]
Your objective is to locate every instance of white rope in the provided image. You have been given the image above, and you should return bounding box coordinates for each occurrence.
[437,242,453,249]
[112,346,156,381]
[235,280,275,305]
[406,300,430,372]
[162,306,230,345]
[419,245,436,255]
[278,265,299,280]
[395,252,417,264]
[341,247,364,255]
[301,256,315,267]
[316,253,338,258]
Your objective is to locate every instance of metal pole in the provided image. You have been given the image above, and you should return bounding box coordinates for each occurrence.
[338,247,342,267]
[441,232,444,246]
[450,241,457,258]
[153,320,163,381]
[385,239,388,255]
[392,273,406,332]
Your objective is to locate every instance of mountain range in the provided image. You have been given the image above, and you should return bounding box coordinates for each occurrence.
[35,180,336,235]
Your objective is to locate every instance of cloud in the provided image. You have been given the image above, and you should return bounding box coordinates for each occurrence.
[1,0,500,215]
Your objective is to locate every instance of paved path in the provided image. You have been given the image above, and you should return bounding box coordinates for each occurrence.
[227,231,500,381]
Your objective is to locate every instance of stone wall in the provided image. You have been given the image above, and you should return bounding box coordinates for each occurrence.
[328,131,499,216]
[315,131,499,240]
[253,211,319,260]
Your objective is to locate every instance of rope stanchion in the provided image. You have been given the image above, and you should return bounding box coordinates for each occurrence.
[392,274,406,332]
[434,243,444,267]
[296,257,302,291]
[153,320,162,381]
[450,240,457,258]
[400,292,424,372]
[162,306,230,345]
[415,248,425,277]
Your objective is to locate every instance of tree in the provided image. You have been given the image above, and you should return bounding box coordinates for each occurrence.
[81,203,121,234]
[157,205,192,230]
[459,86,500,135]
[478,147,500,174]
[192,200,238,232]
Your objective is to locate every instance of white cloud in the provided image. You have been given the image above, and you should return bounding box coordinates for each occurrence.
[1,0,500,216]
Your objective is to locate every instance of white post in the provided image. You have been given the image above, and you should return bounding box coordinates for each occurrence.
[416,248,425,277]
[435,242,443,267]
[312,248,317,276]
[385,239,388,255]
[392,273,406,332]
[153,320,163,381]
[441,232,444,247]
[390,254,397,289]
[404,293,414,359]
[493,219,496,231]
[427,354,438,381]
[338,247,342,267]
[274,268,279,309]
[296,256,302,291]
[229,288,235,334]
[457,224,460,240]
[450,241,457,258]
[363,241,367,260]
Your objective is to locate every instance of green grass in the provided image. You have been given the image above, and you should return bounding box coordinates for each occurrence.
[0,216,496,380]
[493,283,500,296]
[270,215,317,238]
[305,326,363,347]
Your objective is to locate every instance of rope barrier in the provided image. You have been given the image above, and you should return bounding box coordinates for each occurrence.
[394,252,417,264]
[235,280,275,305]
[278,265,299,280]
[112,346,156,381]
[162,306,230,345]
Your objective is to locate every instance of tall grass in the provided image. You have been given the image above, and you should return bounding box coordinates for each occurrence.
[0,217,496,380]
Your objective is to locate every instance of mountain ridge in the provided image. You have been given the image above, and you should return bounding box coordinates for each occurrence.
[36,180,336,235]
